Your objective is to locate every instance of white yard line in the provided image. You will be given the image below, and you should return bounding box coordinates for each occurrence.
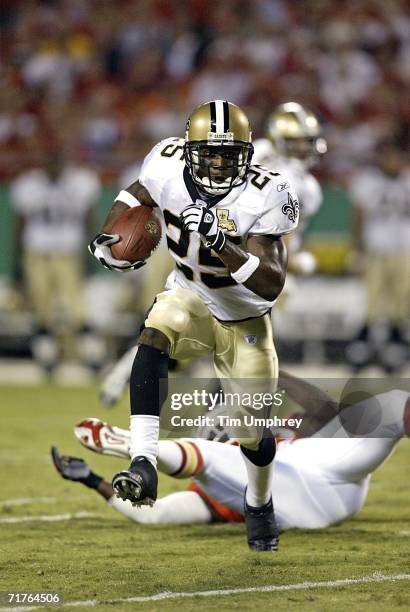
[0,497,56,507]
[0,572,409,611]
[0,495,91,506]
[0,512,98,524]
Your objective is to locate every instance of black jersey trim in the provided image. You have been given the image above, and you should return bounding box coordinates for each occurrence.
[183,166,226,207]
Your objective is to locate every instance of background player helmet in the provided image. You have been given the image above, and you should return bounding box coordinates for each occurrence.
[184,100,254,195]
[267,102,327,168]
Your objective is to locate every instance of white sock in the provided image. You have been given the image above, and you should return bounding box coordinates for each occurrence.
[240,448,274,507]
[157,440,204,477]
[157,441,184,474]
[130,415,159,467]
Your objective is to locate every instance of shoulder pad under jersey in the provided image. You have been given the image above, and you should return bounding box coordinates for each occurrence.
[139,137,185,204]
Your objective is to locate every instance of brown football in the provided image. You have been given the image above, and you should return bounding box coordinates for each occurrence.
[110,206,162,262]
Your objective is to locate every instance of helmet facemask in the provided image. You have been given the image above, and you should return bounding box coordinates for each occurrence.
[275,135,327,169]
[184,141,254,195]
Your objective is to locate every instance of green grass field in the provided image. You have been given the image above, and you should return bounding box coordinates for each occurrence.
[0,385,409,611]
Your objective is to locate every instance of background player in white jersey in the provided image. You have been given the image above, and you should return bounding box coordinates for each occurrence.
[253,102,327,276]
[52,371,410,530]
[10,151,101,373]
[347,141,410,373]
[89,100,299,552]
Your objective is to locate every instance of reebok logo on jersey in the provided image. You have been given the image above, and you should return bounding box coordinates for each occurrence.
[277,181,289,192]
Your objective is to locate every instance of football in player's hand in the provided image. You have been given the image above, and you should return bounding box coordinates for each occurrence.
[110,206,162,262]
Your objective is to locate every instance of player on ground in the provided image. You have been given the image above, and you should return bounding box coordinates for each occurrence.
[88,100,299,551]
[52,371,410,529]
[253,101,326,276]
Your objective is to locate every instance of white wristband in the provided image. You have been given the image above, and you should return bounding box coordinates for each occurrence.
[114,190,141,208]
[231,253,260,283]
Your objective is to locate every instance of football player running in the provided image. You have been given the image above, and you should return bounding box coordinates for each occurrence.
[52,371,410,530]
[89,100,299,551]
[98,102,326,407]
[253,101,327,276]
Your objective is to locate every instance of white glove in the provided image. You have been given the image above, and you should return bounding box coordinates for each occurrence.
[180,202,225,253]
[88,233,146,272]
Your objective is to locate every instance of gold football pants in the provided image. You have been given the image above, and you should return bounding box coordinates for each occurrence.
[364,252,410,324]
[23,251,85,358]
[144,288,278,447]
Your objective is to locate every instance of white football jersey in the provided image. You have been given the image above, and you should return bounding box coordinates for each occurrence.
[115,137,299,321]
[11,166,101,253]
[348,167,410,253]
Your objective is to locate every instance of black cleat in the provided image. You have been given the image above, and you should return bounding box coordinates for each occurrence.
[112,456,158,507]
[244,496,279,552]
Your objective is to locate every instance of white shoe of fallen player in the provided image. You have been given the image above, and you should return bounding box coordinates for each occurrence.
[74,418,130,459]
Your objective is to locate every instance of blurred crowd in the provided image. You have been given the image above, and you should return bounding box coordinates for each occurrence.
[1,0,409,184]
[1,0,409,374]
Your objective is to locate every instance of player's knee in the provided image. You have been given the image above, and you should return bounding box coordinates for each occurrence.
[147,302,189,333]
[240,433,276,466]
[139,327,170,353]
[238,437,261,451]
[145,288,209,336]
[238,427,268,450]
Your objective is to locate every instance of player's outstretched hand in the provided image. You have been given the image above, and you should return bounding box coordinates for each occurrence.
[88,233,146,272]
[51,446,91,481]
[180,202,225,252]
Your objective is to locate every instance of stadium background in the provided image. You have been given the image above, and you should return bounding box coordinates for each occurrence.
[1,0,408,373]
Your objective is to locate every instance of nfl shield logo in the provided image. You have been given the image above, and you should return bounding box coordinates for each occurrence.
[245,335,257,345]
